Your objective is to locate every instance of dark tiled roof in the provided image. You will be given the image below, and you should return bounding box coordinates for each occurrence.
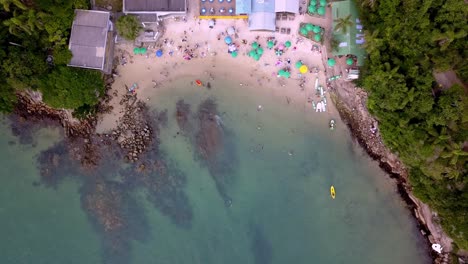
[124,0,186,12]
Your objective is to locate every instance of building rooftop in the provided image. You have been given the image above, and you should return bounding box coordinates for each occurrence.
[331,0,366,66]
[68,10,110,70]
[124,0,186,12]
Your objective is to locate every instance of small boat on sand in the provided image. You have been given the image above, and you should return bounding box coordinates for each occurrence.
[329,119,336,130]
[330,186,336,199]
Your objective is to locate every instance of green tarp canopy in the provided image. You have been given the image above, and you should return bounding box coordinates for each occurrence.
[295,61,303,68]
[318,6,325,15]
[267,40,274,49]
[328,58,336,67]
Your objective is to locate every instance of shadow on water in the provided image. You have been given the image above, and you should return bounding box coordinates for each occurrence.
[175,98,239,207]
[9,113,61,146]
[248,221,273,264]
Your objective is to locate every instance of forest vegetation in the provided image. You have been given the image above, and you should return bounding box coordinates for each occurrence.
[0,0,104,113]
[357,0,468,249]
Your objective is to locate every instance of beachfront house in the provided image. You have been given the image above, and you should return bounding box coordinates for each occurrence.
[123,0,187,17]
[236,0,299,31]
[331,0,366,67]
[68,10,114,74]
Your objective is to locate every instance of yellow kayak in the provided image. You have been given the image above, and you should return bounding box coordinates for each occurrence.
[330,186,336,199]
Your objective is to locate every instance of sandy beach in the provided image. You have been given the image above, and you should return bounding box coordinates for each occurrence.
[96,10,337,133]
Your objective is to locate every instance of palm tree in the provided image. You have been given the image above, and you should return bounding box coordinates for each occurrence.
[360,0,377,9]
[334,14,353,34]
[0,0,27,12]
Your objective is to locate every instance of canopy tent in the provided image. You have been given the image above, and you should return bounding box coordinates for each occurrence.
[267,40,274,49]
[227,26,235,35]
[328,58,336,67]
[308,5,316,13]
[295,61,303,68]
[156,49,163,57]
[317,6,325,15]
[299,65,308,74]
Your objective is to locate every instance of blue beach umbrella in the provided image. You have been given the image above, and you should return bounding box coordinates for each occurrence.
[156,49,163,57]
[224,36,232,44]
[201,8,206,14]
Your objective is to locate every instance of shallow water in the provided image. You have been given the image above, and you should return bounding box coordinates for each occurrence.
[0,76,430,264]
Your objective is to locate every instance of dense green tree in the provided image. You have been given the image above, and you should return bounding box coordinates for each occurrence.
[39,66,104,109]
[116,15,141,41]
[357,0,468,249]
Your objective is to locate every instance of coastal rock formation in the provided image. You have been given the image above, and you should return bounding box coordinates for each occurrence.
[330,86,452,263]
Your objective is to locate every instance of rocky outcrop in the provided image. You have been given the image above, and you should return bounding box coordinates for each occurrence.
[330,85,453,263]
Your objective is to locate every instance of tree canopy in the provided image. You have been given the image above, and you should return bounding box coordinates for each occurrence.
[357,0,468,249]
[116,15,141,41]
[0,0,105,112]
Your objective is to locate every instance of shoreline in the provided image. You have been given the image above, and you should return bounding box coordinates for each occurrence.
[7,11,457,264]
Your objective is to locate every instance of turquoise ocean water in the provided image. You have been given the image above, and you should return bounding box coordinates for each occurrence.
[0,76,430,264]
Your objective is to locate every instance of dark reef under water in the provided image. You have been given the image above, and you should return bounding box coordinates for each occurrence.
[13,98,239,263]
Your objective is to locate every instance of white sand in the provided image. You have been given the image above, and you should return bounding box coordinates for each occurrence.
[96,14,336,133]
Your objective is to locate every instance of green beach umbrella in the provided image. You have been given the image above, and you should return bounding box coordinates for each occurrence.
[253,54,260,61]
[140,47,147,54]
[133,47,140,54]
[309,0,317,5]
[346,58,354,65]
[314,34,322,42]
[278,69,285,76]
[308,5,316,14]
[318,6,325,15]
[267,40,274,49]
[327,58,336,67]
[295,61,303,69]
[283,71,291,78]
[285,41,291,48]
[305,23,314,31]
[313,26,321,33]
[251,42,259,49]
[257,47,264,55]
[249,50,256,57]
[320,0,326,6]
[231,51,238,58]
[300,27,308,36]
